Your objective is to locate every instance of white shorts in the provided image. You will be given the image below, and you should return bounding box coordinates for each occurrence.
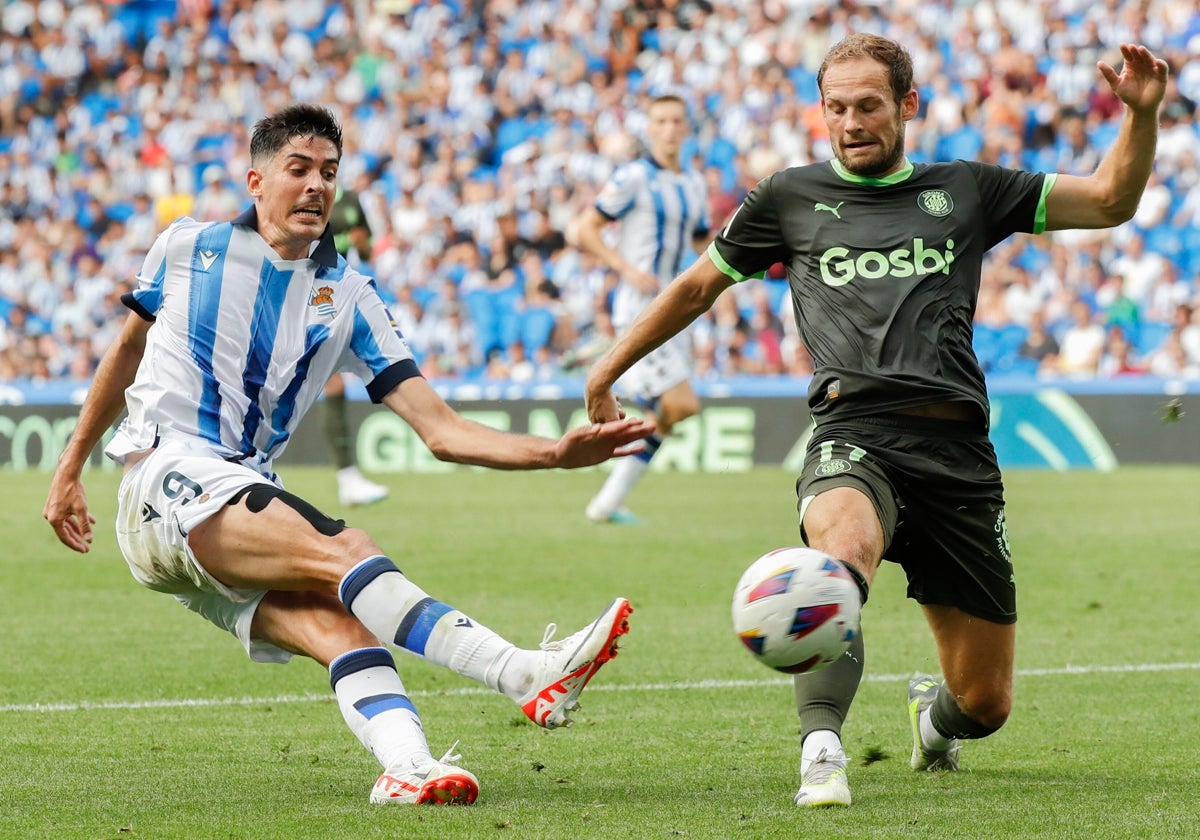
[115,439,291,663]
[617,331,692,407]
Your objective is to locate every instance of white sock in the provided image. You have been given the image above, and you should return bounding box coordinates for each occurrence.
[330,647,430,771]
[920,706,953,751]
[339,556,518,692]
[590,437,658,513]
[801,729,844,773]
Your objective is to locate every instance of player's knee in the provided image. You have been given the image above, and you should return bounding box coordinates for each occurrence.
[965,689,1012,731]
[939,682,1011,736]
[329,525,380,562]
[255,590,380,665]
[666,397,702,426]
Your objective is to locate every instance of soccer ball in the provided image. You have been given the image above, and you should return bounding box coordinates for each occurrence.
[731,547,861,674]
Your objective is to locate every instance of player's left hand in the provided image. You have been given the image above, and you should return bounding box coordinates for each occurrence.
[1099,44,1169,115]
[44,475,97,554]
[553,416,656,468]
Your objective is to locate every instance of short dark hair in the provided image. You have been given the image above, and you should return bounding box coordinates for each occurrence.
[249,104,343,167]
[817,33,914,105]
[648,93,687,111]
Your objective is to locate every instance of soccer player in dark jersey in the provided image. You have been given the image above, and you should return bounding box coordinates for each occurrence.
[585,34,1168,807]
[322,183,391,507]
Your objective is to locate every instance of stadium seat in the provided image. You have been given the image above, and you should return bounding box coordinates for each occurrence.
[1136,321,1173,356]
[1000,355,1041,376]
[936,126,984,162]
[972,326,999,372]
[521,307,556,351]
[492,285,524,350]
[462,288,501,357]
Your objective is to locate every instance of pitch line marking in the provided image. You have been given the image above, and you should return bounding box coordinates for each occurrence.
[2,661,1198,715]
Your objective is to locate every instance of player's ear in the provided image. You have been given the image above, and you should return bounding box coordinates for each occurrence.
[901,88,919,122]
[246,168,263,197]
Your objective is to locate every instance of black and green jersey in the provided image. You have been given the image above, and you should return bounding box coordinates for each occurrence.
[709,159,1054,428]
[328,187,370,258]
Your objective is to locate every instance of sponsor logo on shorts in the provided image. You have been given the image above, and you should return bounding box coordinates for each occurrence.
[815,459,852,477]
[994,509,1012,564]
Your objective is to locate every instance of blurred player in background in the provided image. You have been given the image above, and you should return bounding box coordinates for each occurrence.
[586,35,1167,807]
[44,104,654,807]
[324,182,389,506]
[573,94,711,524]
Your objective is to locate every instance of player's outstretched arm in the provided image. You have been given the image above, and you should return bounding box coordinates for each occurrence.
[381,376,655,470]
[44,313,149,553]
[586,253,734,423]
[1044,44,1169,231]
[573,206,660,295]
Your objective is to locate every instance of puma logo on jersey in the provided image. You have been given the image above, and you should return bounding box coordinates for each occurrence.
[814,201,844,219]
[198,249,219,271]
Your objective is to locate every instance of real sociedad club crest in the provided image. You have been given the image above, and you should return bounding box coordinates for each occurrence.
[310,285,336,317]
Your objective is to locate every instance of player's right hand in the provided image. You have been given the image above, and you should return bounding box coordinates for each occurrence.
[44,474,96,554]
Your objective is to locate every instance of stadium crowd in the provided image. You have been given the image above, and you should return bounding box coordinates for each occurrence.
[1,0,1199,389]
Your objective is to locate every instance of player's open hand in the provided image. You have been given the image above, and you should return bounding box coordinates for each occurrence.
[1099,44,1169,116]
[44,475,96,554]
[554,416,656,469]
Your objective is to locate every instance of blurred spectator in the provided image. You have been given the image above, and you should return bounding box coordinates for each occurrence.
[0,0,1196,389]
[1146,330,1200,378]
[192,165,243,222]
[1016,310,1061,373]
[1097,325,1145,377]
[1050,299,1106,377]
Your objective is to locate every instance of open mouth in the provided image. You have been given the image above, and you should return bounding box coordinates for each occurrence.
[294,205,324,219]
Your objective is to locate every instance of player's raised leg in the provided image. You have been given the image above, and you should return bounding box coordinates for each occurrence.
[191,487,633,731]
[911,605,1015,771]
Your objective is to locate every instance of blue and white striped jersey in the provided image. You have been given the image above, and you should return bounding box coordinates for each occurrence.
[594,156,710,330]
[106,207,420,478]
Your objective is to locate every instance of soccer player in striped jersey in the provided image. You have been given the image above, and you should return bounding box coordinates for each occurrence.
[44,104,654,807]
[574,93,711,524]
[585,36,1167,807]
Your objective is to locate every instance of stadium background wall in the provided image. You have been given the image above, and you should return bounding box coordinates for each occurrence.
[4,384,1196,472]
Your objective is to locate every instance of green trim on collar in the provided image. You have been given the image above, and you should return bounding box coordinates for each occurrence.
[829,158,914,186]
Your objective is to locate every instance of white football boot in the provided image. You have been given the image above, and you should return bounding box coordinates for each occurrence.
[518,597,633,728]
[370,743,479,805]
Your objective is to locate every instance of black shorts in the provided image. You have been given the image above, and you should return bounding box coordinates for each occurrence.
[795,414,1016,624]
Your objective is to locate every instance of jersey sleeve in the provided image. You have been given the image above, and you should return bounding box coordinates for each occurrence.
[964,162,1049,247]
[342,276,422,402]
[594,161,643,221]
[707,175,788,282]
[120,219,189,321]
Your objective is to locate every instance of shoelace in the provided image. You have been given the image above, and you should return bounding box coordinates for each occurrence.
[539,623,563,650]
[805,747,849,781]
[437,740,463,765]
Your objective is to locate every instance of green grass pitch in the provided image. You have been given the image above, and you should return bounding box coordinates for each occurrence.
[3,465,1197,839]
